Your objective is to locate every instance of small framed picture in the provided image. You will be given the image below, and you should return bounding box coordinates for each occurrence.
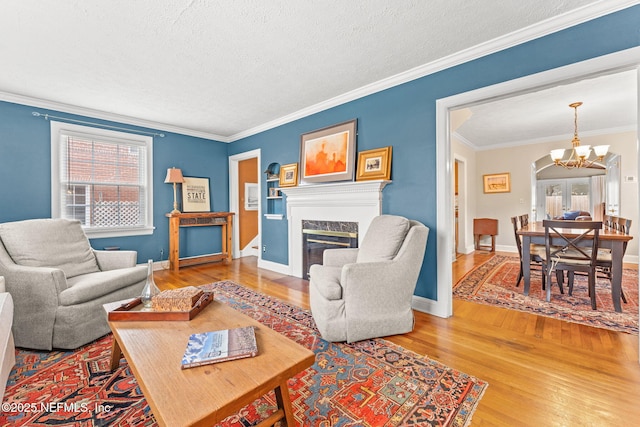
[244,183,258,210]
[182,177,211,212]
[483,173,511,193]
[356,146,392,181]
[279,163,299,187]
[268,187,280,197]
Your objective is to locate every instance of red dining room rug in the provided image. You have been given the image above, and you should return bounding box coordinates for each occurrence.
[454,255,638,334]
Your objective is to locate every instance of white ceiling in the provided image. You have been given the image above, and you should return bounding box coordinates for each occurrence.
[454,69,638,150]
[0,0,636,141]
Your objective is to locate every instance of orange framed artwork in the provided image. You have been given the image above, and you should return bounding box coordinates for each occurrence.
[483,172,511,193]
[299,119,357,184]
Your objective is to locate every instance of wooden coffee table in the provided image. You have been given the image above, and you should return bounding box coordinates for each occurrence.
[108,299,315,427]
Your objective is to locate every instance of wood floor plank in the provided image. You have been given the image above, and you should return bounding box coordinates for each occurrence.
[152,254,639,426]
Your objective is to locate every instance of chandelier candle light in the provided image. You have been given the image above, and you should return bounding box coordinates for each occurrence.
[164,167,185,214]
[549,102,609,169]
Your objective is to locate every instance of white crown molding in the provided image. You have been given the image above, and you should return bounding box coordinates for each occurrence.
[228,0,639,142]
[0,90,231,142]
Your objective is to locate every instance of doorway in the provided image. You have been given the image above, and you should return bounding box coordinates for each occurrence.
[435,47,640,320]
[229,149,262,260]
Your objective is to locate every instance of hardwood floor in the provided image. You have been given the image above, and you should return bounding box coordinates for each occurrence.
[153,253,640,426]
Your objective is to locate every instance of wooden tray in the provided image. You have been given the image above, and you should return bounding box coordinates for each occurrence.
[107,291,214,321]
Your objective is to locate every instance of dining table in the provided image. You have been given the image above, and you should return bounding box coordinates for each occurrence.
[517,221,633,312]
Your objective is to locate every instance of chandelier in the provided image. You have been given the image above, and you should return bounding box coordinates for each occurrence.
[549,102,609,169]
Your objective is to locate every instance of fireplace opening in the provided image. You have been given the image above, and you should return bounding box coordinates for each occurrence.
[302,221,358,280]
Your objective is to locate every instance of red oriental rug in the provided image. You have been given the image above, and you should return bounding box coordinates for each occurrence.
[2,281,487,426]
[454,255,638,334]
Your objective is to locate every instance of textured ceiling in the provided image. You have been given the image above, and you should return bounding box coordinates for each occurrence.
[455,69,638,149]
[0,0,634,140]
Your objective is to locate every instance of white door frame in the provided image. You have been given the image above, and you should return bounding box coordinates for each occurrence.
[435,46,640,319]
[229,149,261,260]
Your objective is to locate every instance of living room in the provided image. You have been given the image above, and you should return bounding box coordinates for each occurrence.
[2,2,640,426]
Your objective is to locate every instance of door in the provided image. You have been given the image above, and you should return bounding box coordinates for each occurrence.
[536,178,591,220]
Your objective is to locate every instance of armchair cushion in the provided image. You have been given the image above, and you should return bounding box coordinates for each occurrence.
[0,219,99,278]
[60,266,148,306]
[356,215,410,263]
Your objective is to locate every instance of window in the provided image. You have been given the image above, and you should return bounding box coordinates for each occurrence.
[51,121,154,238]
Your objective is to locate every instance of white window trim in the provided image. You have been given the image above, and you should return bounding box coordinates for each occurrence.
[50,120,154,238]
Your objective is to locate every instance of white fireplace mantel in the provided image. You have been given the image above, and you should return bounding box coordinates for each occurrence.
[280,180,391,278]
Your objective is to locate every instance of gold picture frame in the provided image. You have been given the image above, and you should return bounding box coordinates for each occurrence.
[483,172,511,193]
[356,146,392,181]
[279,163,299,187]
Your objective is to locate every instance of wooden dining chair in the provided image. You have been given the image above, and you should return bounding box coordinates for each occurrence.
[543,220,601,309]
[511,216,545,289]
[519,214,529,228]
[593,216,631,305]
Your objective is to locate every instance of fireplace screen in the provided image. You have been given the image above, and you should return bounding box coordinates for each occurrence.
[302,224,358,280]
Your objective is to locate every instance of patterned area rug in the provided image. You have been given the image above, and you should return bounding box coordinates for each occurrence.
[454,255,638,334]
[2,281,487,426]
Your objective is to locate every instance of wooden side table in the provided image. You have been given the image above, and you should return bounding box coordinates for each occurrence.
[473,218,498,252]
[166,212,234,271]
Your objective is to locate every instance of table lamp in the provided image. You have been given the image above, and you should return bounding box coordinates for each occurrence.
[164,167,185,214]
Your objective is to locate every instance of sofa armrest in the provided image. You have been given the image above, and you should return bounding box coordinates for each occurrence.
[323,248,359,267]
[93,250,138,271]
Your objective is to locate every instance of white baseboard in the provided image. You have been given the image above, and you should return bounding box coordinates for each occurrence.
[412,295,451,318]
[257,258,292,276]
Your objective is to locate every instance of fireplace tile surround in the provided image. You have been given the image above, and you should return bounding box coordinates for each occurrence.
[280,180,390,278]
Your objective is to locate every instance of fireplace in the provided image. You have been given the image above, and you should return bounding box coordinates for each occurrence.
[280,180,390,278]
[302,220,358,279]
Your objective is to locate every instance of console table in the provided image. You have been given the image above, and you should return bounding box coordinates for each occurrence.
[166,212,234,271]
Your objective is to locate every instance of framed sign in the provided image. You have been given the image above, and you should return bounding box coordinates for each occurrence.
[356,146,392,181]
[299,119,357,184]
[182,177,211,212]
[483,172,511,193]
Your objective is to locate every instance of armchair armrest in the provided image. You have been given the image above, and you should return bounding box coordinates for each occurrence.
[93,250,138,271]
[323,248,359,267]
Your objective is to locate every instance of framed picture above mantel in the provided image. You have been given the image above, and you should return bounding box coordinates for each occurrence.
[356,146,392,181]
[299,119,357,184]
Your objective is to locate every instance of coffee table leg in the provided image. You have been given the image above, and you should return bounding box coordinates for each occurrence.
[274,382,294,426]
[110,337,123,371]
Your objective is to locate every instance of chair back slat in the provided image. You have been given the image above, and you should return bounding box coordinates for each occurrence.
[543,220,601,267]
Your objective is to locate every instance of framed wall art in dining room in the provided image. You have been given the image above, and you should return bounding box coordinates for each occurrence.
[279,163,299,187]
[299,119,357,184]
[356,146,392,181]
[182,176,211,212]
[483,172,511,193]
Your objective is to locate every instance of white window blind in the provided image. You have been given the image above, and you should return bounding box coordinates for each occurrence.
[51,121,154,238]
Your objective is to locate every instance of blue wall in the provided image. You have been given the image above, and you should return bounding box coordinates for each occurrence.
[0,101,229,263]
[1,6,639,300]
[228,5,640,300]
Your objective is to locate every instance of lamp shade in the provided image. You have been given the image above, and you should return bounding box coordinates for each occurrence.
[593,145,609,157]
[550,149,565,162]
[164,167,185,184]
[574,145,591,159]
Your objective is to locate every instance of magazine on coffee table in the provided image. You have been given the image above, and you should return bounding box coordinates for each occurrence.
[181,326,258,369]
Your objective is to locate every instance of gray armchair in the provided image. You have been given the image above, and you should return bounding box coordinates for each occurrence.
[0,218,147,350]
[309,215,429,343]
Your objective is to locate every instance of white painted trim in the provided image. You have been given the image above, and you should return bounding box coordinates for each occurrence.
[436,46,640,321]
[412,295,449,318]
[228,149,261,260]
[257,258,291,276]
[1,91,229,142]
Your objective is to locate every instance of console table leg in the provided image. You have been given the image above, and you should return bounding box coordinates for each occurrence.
[274,382,294,426]
[110,338,123,371]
